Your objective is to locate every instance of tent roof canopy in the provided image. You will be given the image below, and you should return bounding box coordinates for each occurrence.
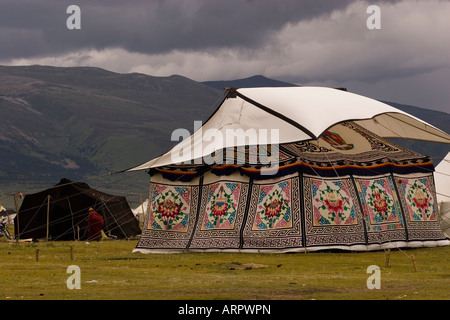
[435,152,450,203]
[130,86,450,171]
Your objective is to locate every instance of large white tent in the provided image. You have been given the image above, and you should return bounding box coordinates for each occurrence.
[0,205,16,225]
[132,199,148,223]
[434,152,450,238]
[131,87,450,253]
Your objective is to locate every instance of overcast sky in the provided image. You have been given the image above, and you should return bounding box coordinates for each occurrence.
[1,0,449,112]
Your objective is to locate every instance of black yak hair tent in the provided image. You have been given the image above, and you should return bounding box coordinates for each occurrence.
[14,178,141,240]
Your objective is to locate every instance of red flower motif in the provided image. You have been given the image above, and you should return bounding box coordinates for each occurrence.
[265,199,282,217]
[324,193,344,214]
[413,197,430,210]
[158,198,181,220]
[212,201,228,217]
[373,191,388,213]
[412,189,430,210]
[211,186,229,217]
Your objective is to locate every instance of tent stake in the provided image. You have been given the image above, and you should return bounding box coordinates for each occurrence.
[411,255,418,272]
[385,249,391,268]
[36,249,39,262]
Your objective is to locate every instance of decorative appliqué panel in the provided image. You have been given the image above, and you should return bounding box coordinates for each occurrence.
[354,175,406,243]
[202,182,241,230]
[243,175,302,249]
[395,174,444,240]
[136,182,199,250]
[310,178,358,226]
[397,176,436,222]
[303,175,366,247]
[148,185,191,231]
[189,181,249,249]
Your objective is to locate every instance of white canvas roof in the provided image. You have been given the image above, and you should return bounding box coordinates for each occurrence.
[435,152,450,203]
[435,152,450,238]
[130,87,450,171]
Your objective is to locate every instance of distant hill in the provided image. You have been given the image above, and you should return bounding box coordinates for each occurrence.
[0,66,448,208]
[202,75,299,90]
[0,65,222,206]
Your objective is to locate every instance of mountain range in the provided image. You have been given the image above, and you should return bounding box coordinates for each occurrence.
[0,66,448,208]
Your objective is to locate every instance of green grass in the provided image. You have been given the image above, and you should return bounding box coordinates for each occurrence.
[0,239,449,300]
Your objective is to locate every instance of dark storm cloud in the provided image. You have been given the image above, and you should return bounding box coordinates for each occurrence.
[1,0,448,112]
[1,0,361,59]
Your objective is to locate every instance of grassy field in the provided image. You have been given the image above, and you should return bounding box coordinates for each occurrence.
[0,239,449,301]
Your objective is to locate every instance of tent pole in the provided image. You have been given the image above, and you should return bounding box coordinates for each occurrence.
[65,195,76,240]
[14,193,19,241]
[46,195,51,241]
[140,193,145,223]
[100,197,127,238]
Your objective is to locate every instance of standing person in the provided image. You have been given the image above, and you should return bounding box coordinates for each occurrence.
[87,207,104,241]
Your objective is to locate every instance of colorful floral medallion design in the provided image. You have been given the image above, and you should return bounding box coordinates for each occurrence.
[311,179,357,226]
[202,182,241,230]
[148,184,191,231]
[355,176,403,231]
[397,177,436,221]
[253,180,292,230]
